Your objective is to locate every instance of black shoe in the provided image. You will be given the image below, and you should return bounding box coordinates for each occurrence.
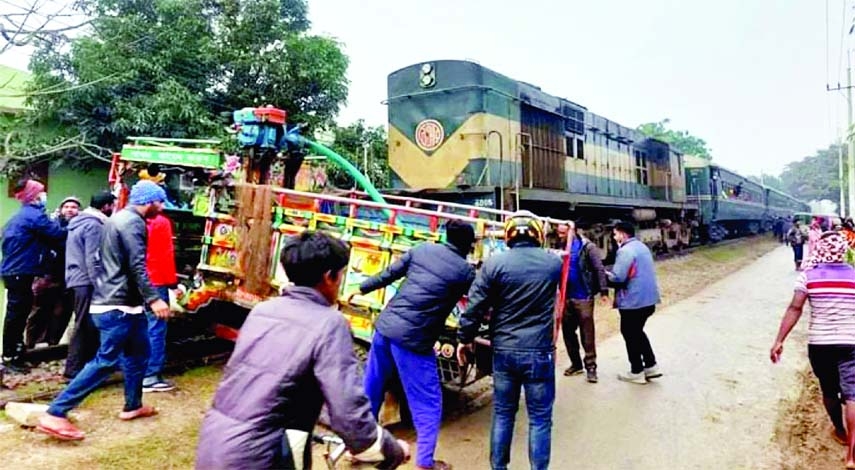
[564,365,584,376]
[2,358,31,375]
[586,369,598,383]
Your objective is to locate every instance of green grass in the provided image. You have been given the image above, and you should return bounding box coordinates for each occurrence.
[700,245,744,263]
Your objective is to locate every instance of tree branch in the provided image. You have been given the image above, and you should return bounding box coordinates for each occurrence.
[0,0,90,53]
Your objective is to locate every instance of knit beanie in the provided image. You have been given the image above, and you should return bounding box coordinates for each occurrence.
[60,196,81,208]
[14,179,45,205]
[129,180,167,205]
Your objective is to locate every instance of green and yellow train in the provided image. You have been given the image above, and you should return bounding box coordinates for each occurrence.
[385,60,808,248]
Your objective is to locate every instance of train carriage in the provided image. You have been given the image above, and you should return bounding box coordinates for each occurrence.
[685,156,809,241]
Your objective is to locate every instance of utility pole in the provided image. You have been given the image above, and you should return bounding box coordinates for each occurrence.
[848,52,855,219]
[840,136,847,217]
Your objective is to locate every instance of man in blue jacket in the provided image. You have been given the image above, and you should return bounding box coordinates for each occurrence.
[608,221,662,385]
[358,220,476,470]
[1,179,66,373]
[457,211,562,470]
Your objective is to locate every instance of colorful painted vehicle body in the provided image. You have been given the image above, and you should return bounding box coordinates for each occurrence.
[109,126,573,388]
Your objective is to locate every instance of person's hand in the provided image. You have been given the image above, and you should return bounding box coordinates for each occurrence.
[150,299,171,319]
[770,341,784,363]
[456,343,474,366]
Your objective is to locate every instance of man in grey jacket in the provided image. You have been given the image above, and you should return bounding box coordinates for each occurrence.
[36,180,170,441]
[608,221,662,385]
[196,231,409,469]
[63,191,116,379]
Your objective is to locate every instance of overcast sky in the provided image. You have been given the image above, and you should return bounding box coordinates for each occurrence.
[1,0,848,177]
[307,0,850,177]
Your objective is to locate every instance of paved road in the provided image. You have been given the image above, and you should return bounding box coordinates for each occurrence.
[434,246,808,469]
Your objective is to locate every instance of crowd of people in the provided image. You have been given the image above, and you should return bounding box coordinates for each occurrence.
[195,211,660,470]
[0,178,179,439]
[3,178,665,468]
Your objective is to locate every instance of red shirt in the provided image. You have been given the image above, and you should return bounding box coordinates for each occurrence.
[146,213,178,287]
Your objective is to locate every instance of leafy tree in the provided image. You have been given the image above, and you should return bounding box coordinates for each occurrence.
[637,119,712,159]
[746,174,784,191]
[779,144,846,204]
[1,0,348,176]
[326,120,389,189]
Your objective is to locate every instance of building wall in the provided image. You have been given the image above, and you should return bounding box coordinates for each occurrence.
[0,165,109,352]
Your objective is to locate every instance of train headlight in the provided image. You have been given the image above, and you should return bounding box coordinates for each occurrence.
[419,63,436,88]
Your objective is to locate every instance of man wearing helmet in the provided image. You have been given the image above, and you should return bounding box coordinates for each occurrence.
[456,211,563,470]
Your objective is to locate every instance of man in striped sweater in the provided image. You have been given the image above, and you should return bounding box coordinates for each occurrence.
[771,231,855,469]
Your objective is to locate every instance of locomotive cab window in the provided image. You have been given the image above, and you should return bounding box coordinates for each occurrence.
[634,150,649,185]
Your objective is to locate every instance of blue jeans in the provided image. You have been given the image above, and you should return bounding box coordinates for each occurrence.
[490,349,555,470]
[47,310,150,417]
[144,286,170,379]
[364,332,442,468]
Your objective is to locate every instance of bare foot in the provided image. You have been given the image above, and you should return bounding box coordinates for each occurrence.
[117,405,157,421]
[845,460,855,469]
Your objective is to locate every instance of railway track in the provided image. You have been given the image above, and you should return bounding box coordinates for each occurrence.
[0,335,233,407]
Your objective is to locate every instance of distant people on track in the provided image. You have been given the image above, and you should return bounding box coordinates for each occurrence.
[0,179,66,374]
[555,222,608,383]
[63,191,116,380]
[26,196,80,350]
[196,231,410,469]
[607,221,662,385]
[37,181,170,441]
[781,217,793,244]
[457,211,562,470]
[142,212,178,393]
[787,220,808,271]
[773,217,784,243]
[358,220,476,470]
[770,231,855,468]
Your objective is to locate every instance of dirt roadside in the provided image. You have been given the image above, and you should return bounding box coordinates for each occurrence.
[0,236,783,469]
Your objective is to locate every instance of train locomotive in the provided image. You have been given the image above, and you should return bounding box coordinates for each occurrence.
[385,60,809,249]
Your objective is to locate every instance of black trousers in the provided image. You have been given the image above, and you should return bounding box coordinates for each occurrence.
[619,306,657,374]
[2,274,35,359]
[63,285,100,379]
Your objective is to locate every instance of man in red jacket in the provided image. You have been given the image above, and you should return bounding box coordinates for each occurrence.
[143,212,177,392]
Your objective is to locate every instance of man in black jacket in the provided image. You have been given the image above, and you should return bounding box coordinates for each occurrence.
[37,180,170,441]
[62,191,116,379]
[358,220,476,470]
[555,223,608,383]
[457,211,562,470]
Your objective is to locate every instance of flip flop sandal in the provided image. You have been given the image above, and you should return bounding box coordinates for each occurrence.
[118,405,158,421]
[35,423,85,441]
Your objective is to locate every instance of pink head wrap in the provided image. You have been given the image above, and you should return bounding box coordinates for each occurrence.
[14,180,45,205]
